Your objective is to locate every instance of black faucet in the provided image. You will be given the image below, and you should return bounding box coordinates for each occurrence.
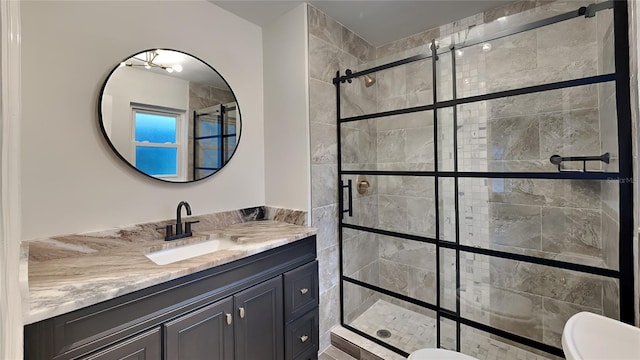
[157,201,200,241]
[176,201,190,235]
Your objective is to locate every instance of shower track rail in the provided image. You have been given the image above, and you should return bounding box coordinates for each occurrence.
[335,1,633,359]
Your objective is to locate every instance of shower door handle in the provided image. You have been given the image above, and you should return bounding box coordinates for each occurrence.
[340,179,353,218]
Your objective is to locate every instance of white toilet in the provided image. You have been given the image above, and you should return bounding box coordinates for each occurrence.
[408,348,478,359]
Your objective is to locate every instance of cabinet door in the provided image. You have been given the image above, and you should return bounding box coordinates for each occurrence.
[80,328,161,360]
[164,297,234,360]
[234,276,284,360]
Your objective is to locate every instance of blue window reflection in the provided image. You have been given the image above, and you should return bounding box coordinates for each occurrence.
[136,147,177,176]
[135,113,177,143]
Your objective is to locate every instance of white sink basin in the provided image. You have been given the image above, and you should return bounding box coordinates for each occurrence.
[562,312,640,360]
[145,238,237,265]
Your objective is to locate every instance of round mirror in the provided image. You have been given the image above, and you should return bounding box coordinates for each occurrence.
[99,49,241,183]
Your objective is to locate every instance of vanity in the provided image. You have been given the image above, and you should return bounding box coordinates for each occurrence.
[23,219,318,360]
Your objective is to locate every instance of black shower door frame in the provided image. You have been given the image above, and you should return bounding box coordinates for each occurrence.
[335,1,634,358]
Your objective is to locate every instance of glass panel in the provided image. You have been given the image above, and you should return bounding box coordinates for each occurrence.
[196,140,221,169]
[439,177,456,242]
[458,177,618,270]
[341,112,434,173]
[342,227,379,281]
[456,82,616,173]
[460,325,563,360]
[343,281,437,353]
[340,119,378,172]
[135,146,177,176]
[599,81,619,173]
[439,317,457,351]
[339,72,377,119]
[134,112,177,143]
[225,120,237,135]
[340,59,434,119]
[439,248,457,312]
[459,252,619,349]
[454,11,613,97]
[341,175,436,239]
[226,105,238,128]
[227,136,237,149]
[341,60,436,120]
[437,107,454,172]
[198,118,221,137]
[457,177,490,250]
[436,47,454,102]
[456,100,488,172]
[343,228,437,306]
[197,138,219,148]
[200,149,220,168]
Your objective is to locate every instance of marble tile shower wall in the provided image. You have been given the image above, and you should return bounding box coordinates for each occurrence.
[307,4,377,351]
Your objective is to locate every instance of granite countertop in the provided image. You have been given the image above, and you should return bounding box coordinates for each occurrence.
[23,220,316,325]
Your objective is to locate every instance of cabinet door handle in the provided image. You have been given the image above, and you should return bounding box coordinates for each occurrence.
[299,288,309,295]
[299,335,309,343]
[226,313,232,325]
[239,307,245,319]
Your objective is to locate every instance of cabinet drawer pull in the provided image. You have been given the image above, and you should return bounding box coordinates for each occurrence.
[299,335,309,343]
[239,307,245,319]
[299,288,309,295]
[226,313,232,325]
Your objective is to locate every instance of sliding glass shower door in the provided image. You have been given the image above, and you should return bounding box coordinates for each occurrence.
[336,2,632,359]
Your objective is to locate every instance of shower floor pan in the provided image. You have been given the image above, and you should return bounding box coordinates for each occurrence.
[348,299,559,360]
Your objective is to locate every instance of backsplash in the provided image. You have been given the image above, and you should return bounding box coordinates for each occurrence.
[24,206,306,263]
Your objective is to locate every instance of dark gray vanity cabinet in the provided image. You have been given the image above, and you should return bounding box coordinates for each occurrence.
[24,236,318,360]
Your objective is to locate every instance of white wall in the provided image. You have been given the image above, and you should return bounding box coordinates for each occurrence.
[21,1,265,240]
[263,3,311,214]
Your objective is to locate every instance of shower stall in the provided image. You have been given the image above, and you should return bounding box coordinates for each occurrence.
[335,1,633,359]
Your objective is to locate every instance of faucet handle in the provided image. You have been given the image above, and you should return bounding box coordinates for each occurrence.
[185,220,200,235]
[156,224,173,240]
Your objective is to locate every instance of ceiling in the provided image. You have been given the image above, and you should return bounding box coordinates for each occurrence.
[211,1,511,47]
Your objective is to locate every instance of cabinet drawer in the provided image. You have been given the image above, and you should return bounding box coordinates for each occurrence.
[283,261,318,322]
[80,328,161,360]
[285,309,319,360]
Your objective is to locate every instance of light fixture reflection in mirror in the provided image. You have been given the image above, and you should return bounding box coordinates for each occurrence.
[119,50,184,73]
[98,49,241,183]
